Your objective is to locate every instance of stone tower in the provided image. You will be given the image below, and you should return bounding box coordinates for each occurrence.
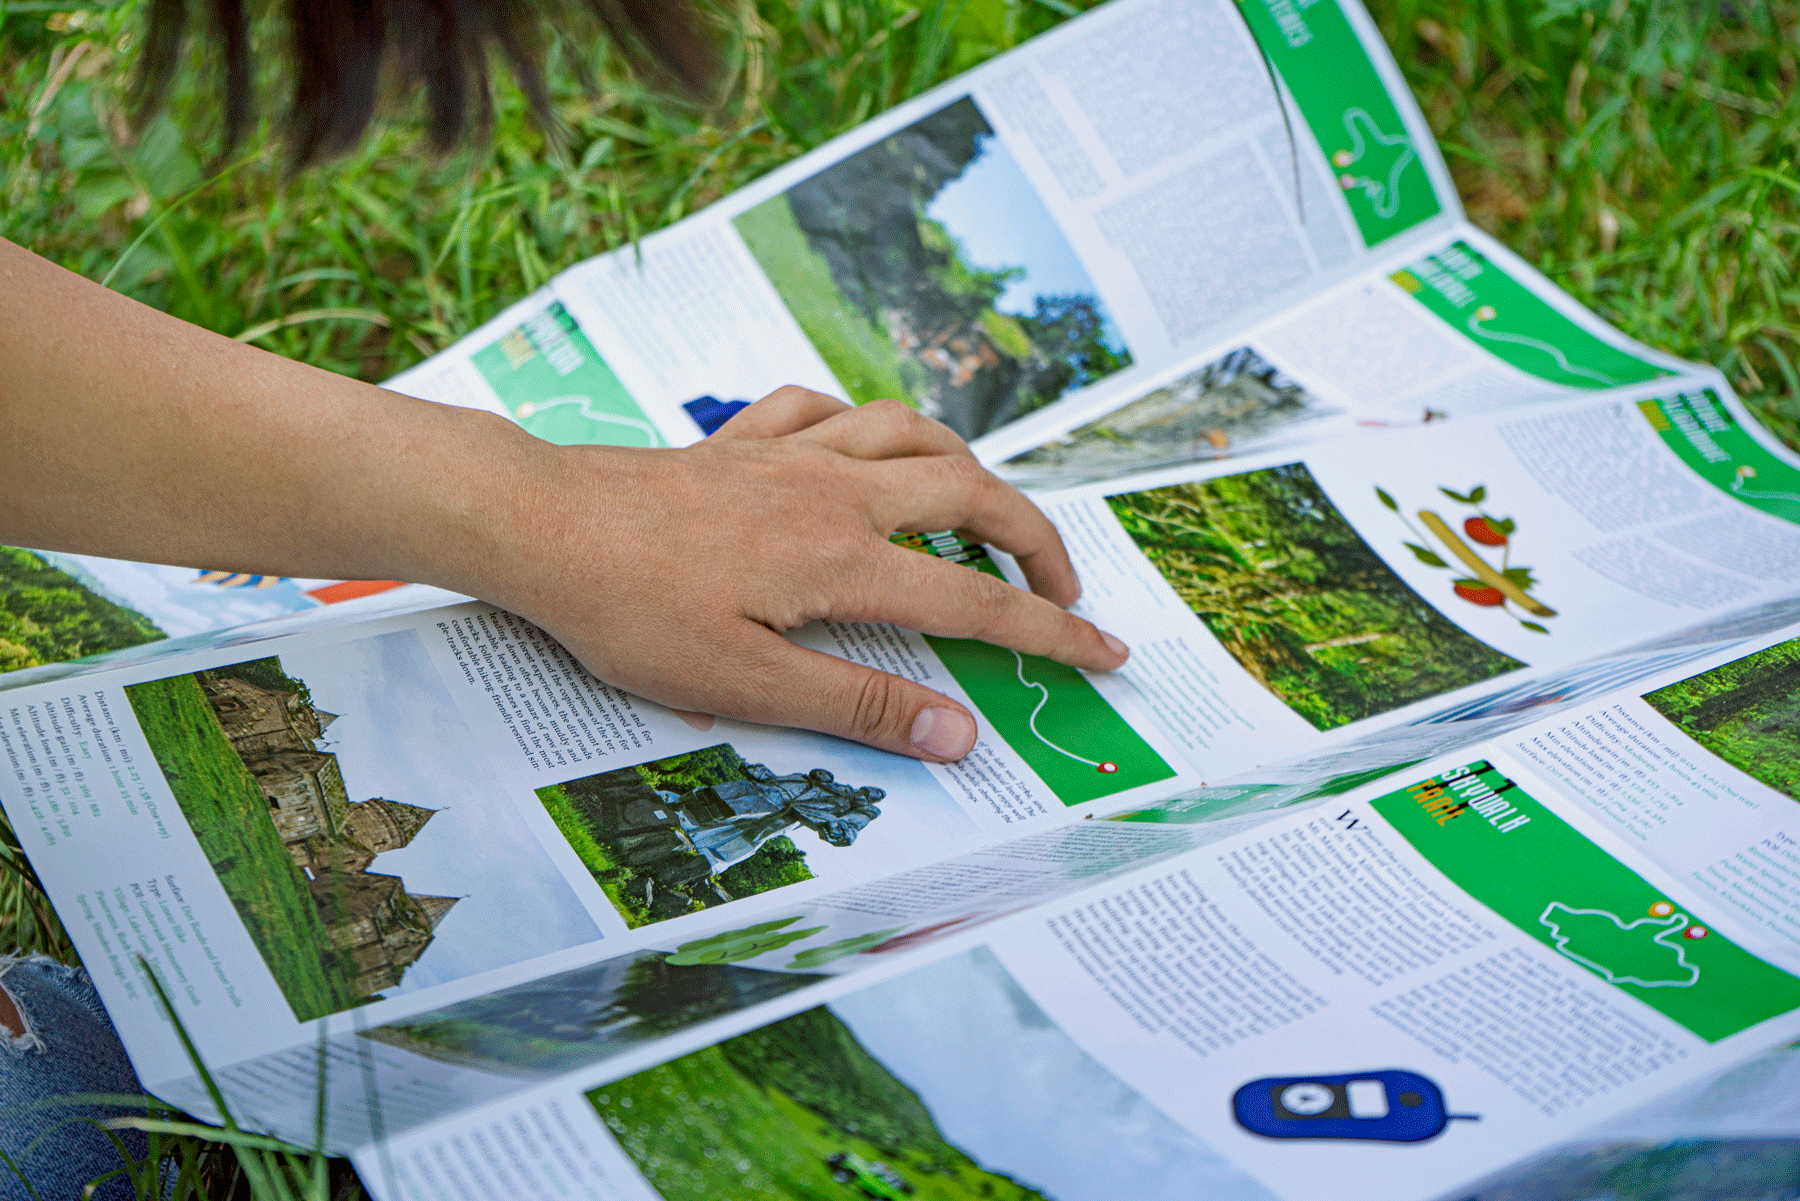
[342,798,438,855]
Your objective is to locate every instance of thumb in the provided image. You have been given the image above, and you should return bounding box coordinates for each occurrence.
[721,629,979,762]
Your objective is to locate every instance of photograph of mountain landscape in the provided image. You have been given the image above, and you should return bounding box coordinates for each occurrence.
[1106,464,1524,729]
[733,96,1129,439]
[587,947,1274,1201]
[1002,347,1338,487]
[1643,636,1800,801]
[125,631,599,1020]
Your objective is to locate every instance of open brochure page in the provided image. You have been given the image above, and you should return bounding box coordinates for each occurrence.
[981,225,1698,486]
[0,579,1196,1125]
[346,739,1800,1201]
[1026,383,1800,783]
[537,0,1457,447]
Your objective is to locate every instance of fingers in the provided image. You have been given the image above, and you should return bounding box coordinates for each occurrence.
[795,398,974,461]
[864,455,1083,606]
[709,385,851,440]
[875,547,1129,672]
[710,628,982,761]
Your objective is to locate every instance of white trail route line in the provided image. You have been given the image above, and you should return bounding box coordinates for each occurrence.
[514,395,663,446]
[1010,651,1117,773]
[1464,308,1620,386]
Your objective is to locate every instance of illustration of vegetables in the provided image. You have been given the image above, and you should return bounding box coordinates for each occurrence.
[1377,484,1556,633]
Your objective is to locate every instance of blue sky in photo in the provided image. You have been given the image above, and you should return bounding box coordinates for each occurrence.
[831,947,1279,1201]
[278,629,601,995]
[925,132,1121,350]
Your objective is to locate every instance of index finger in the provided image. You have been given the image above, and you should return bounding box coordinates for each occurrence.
[865,544,1128,672]
[863,455,1084,607]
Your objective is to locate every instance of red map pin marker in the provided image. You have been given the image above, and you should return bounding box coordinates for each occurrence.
[1098,762,1118,774]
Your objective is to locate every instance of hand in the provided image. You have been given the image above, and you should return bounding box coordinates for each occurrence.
[470,386,1129,762]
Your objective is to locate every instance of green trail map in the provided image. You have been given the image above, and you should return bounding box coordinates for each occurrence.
[893,533,1174,807]
[1238,0,1440,246]
[1639,392,1800,525]
[471,303,666,447]
[1372,763,1800,1042]
[1391,242,1668,389]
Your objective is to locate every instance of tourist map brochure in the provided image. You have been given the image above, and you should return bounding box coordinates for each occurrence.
[5,0,1800,1199]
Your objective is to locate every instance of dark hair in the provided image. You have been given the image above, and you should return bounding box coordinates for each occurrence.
[131,0,717,168]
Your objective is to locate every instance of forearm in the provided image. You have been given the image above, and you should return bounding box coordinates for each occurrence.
[0,237,539,589]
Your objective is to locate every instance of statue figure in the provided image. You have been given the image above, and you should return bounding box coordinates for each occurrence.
[657,764,884,870]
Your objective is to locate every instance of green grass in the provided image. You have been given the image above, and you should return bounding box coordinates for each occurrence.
[534,782,653,926]
[122,673,364,1021]
[733,193,913,403]
[1371,0,1800,446]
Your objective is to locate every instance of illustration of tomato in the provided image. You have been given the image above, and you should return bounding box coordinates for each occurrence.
[1454,583,1506,606]
[1464,517,1508,546]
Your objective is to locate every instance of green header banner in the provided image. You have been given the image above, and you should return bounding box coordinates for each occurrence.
[472,302,666,447]
[1372,762,1800,1042]
[1236,0,1441,247]
[1392,242,1669,390]
[1639,391,1800,525]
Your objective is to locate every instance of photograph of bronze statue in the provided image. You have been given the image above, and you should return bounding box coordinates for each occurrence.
[537,744,902,928]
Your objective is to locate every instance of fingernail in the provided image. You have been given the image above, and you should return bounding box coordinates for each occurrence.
[911,706,976,760]
[1100,630,1130,660]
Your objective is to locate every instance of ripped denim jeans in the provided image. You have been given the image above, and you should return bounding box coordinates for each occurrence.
[0,956,150,1201]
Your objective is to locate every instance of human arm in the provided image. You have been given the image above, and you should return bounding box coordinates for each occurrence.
[0,238,1127,761]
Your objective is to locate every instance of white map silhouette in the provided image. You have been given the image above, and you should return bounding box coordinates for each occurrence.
[1336,108,1417,220]
[1538,902,1701,989]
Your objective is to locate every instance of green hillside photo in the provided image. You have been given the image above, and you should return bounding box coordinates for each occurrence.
[1643,637,1800,800]
[0,546,162,674]
[1107,464,1524,729]
[589,1006,1049,1201]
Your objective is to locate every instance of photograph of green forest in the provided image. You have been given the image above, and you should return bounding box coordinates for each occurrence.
[733,96,1129,440]
[0,546,161,673]
[1643,637,1800,801]
[1106,464,1524,729]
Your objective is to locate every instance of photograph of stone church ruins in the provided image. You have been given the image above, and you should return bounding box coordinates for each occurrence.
[205,666,459,993]
[125,656,462,1019]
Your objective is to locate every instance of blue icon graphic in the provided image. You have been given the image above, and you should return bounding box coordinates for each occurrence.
[1232,1070,1477,1143]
